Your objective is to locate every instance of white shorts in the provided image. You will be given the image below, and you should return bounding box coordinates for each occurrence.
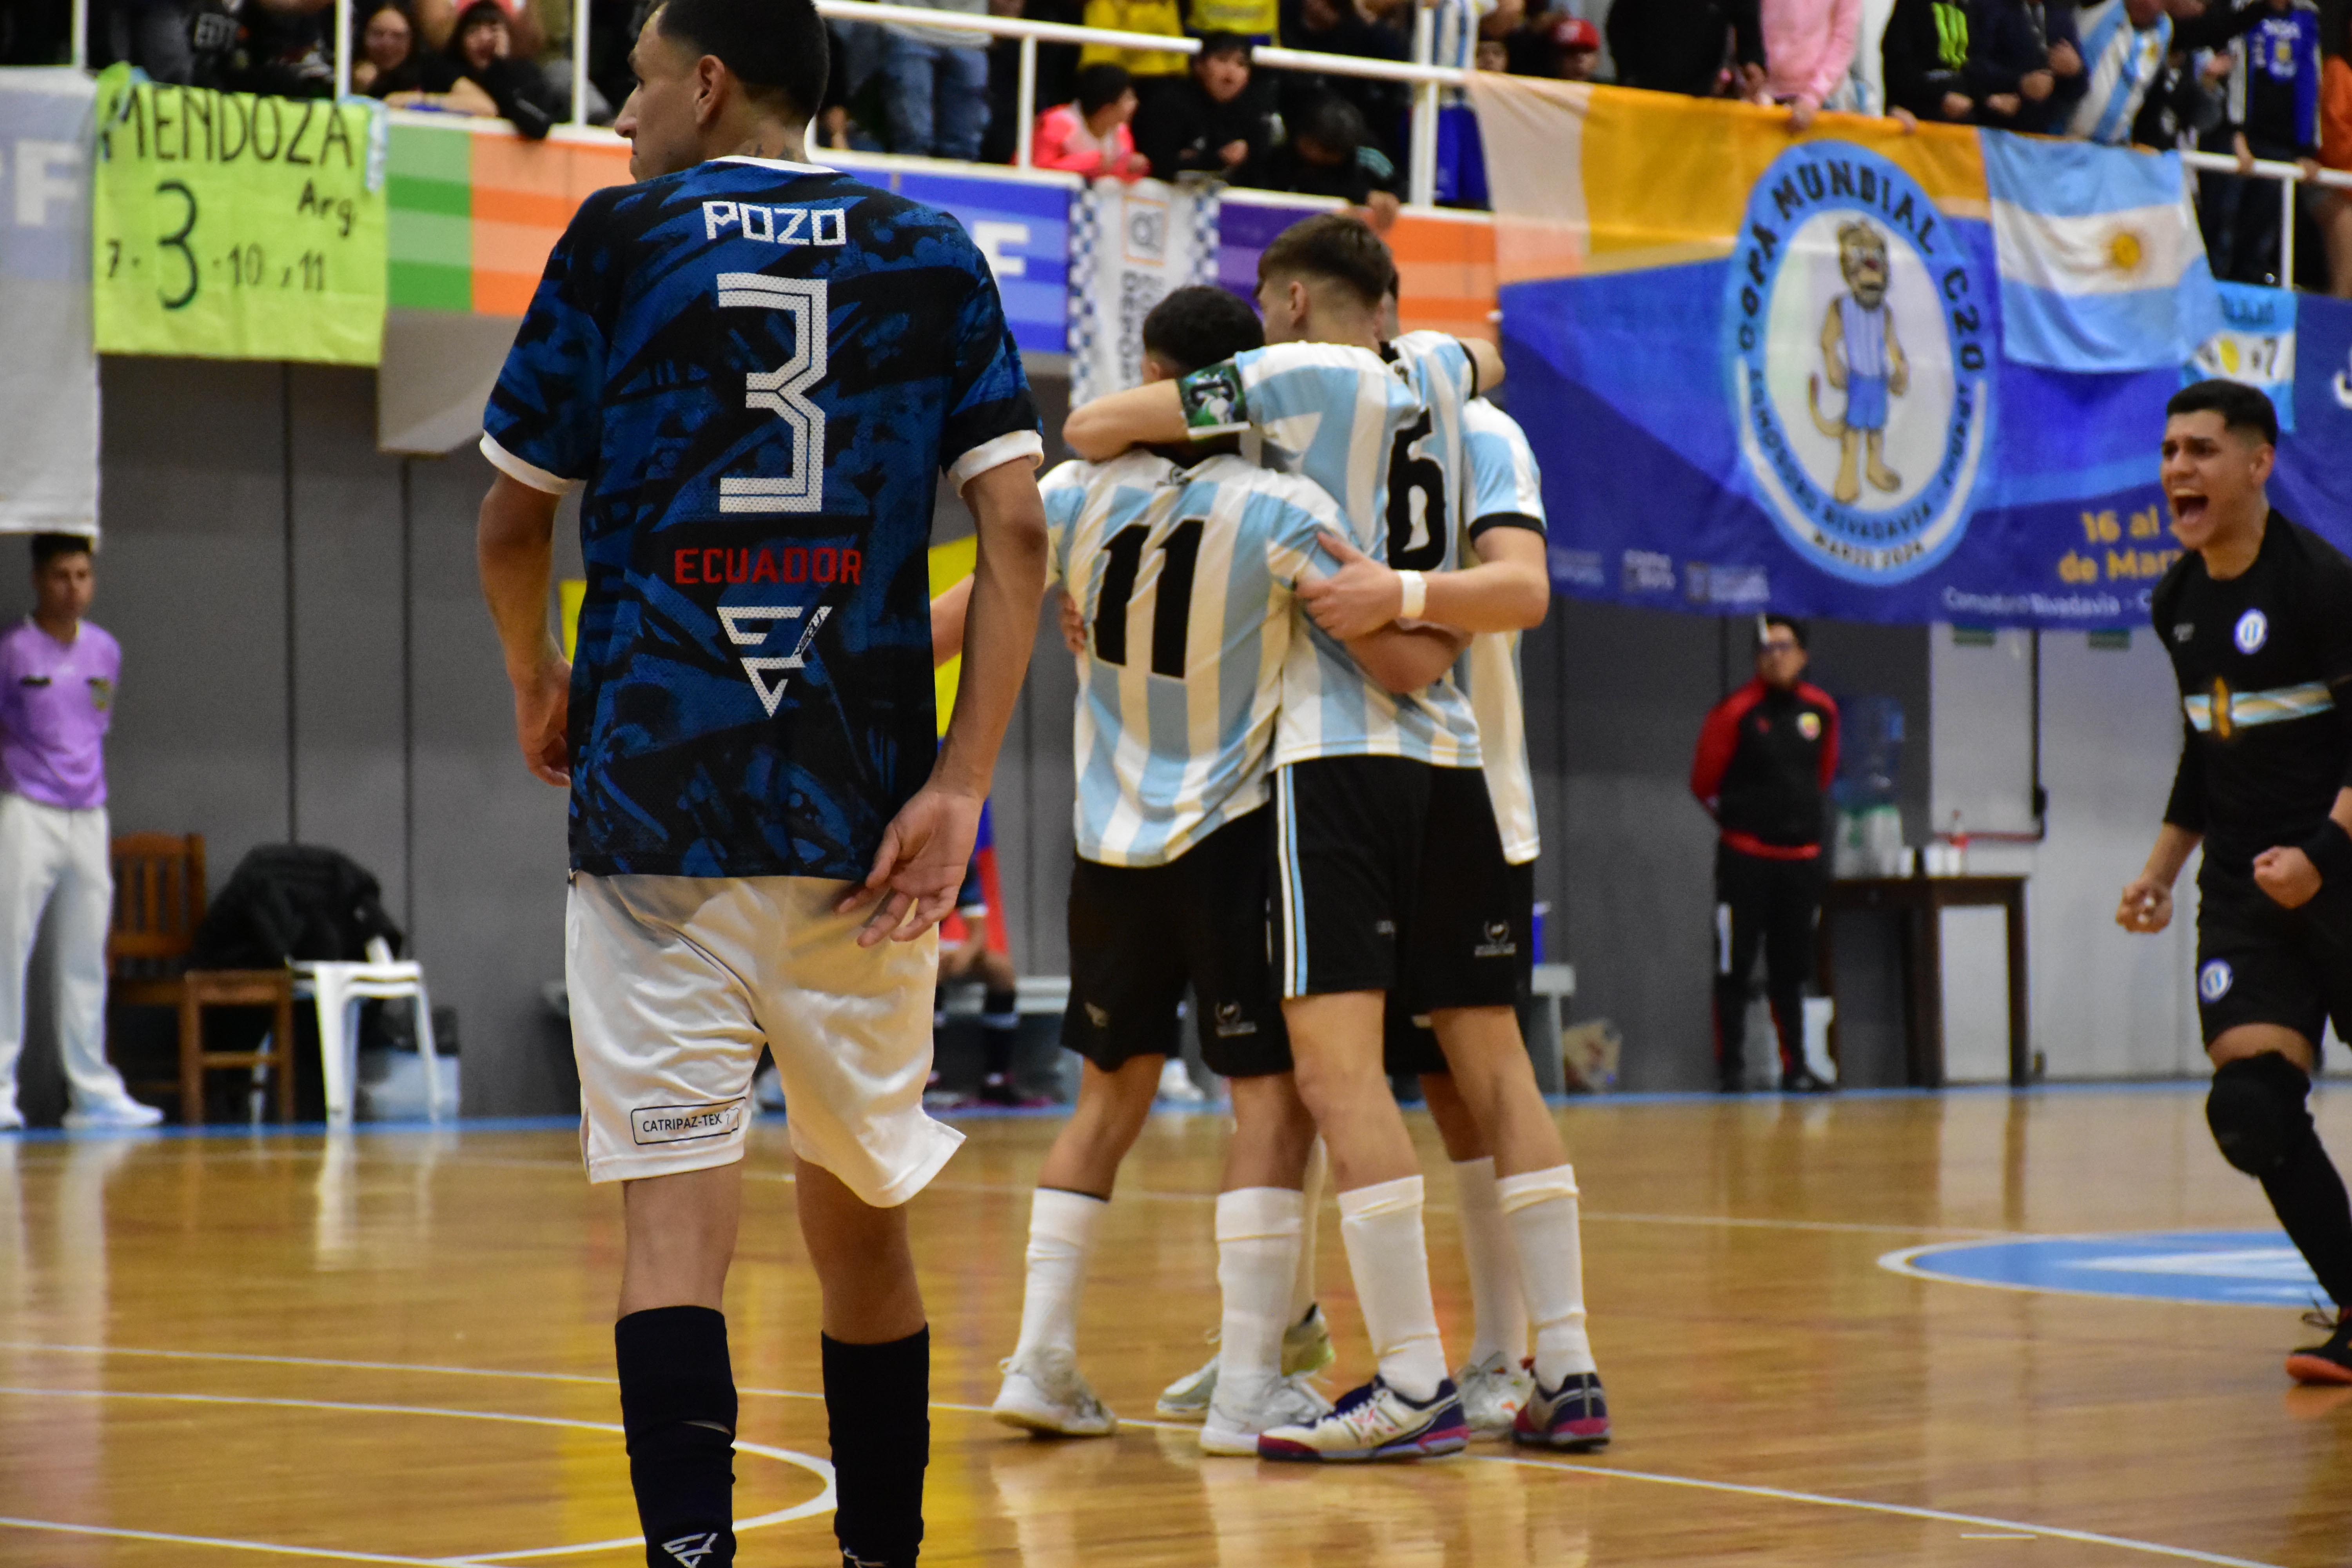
[566,872,963,1205]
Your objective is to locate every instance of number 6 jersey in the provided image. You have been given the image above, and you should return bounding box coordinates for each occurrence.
[481,156,1041,880]
[1174,334,1482,770]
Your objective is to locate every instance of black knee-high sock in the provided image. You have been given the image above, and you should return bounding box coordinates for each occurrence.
[616,1307,737,1568]
[980,989,1020,1082]
[2262,1124,2352,1309]
[824,1328,929,1568]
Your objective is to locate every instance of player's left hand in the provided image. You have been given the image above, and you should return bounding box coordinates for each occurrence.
[839,784,983,946]
[1299,529,1406,640]
[2254,845,2323,909]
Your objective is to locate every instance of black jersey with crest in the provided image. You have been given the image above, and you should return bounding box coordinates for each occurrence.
[2151,512,2352,885]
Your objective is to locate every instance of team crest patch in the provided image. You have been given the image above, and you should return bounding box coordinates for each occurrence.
[1797,711,1822,740]
[2198,960,2234,1003]
[1475,920,1518,958]
[1726,142,1991,584]
[1176,362,1247,435]
[630,1099,746,1146]
[85,676,113,712]
[1212,1000,1258,1038]
[2234,609,2268,654]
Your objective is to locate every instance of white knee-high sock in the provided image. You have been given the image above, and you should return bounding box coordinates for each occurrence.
[1496,1164,1596,1386]
[1214,1187,1303,1412]
[1289,1137,1328,1324]
[1011,1187,1107,1364]
[1453,1156,1529,1367]
[1336,1174,1449,1402]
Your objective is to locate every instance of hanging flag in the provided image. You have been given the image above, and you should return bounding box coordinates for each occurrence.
[1981,129,2221,372]
[0,68,100,536]
[2187,281,2296,432]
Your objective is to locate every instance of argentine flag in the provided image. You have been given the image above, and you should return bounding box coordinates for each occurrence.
[1982,130,2223,373]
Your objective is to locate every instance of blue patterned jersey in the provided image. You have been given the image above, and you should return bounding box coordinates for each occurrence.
[482,156,1042,879]
[1042,450,1344,867]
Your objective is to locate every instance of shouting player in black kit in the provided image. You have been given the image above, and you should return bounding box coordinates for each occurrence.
[476,0,1047,1563]
[2120,380,2352,1385]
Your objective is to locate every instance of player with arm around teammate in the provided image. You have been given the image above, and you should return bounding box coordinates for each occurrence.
[2118,379,2352,1385]
[474,3,1048,1564]
[1294,385,1608,1450]
[1065,214,1501,1461]
[950,285,1467,1455]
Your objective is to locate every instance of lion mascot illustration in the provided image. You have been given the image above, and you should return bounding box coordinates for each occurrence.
[1808,220,1909,505]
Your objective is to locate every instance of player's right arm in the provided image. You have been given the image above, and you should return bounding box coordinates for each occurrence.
[2121,717,2207,934]
[478,476,570,786]
[474,199,612,788]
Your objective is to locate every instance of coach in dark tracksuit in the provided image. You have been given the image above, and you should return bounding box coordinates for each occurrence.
[1690,615,1840,1094]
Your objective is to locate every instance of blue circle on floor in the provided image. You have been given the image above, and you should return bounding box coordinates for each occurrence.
[1884,1230,2319,1307]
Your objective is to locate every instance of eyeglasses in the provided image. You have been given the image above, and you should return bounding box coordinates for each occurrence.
[1759,640,1802,655]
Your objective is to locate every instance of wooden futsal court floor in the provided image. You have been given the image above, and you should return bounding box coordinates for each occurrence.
[3,1089,2350,1567]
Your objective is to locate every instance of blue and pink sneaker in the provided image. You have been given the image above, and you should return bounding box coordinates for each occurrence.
[1513,1369,1610,1450]
[1257,1374,1469,1462]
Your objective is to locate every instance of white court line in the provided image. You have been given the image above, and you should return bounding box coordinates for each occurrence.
[1877,1236,2317,1310]
[1470,1456,2278,1568]
[0,1516,468,1566]
[0,1344,2281,1567]
[0,1385,833,1566]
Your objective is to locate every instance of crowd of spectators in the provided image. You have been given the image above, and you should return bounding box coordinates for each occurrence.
[9,0,2345,290]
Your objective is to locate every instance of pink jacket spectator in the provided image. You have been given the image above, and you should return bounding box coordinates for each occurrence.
[1033,102,1151,179]
[1762,0,1863,108]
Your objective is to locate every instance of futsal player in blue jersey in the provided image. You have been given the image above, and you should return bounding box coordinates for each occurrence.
[1064,215,1517,1461]
[474,1,1047,1563]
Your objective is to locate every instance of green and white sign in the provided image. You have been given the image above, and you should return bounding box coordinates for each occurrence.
[91,64,388,365]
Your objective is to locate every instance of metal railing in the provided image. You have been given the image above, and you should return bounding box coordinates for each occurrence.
[60,0,2352,263]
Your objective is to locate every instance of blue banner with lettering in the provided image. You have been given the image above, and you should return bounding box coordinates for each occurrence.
[1473,80,2352,630]
[885,167,1072,356]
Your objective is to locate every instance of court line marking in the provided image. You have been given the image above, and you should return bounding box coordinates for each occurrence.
[1877,1234,2318,1310]
[1471,1456,2277,1568]
[0,1386,834,1566]
[0,1344,2280,1566]
[0,1515,468,1566]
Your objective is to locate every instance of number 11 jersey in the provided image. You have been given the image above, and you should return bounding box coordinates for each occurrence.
[481,156,1041,881]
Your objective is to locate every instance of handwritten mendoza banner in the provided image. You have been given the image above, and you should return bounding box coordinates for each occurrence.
[91,64,388,365]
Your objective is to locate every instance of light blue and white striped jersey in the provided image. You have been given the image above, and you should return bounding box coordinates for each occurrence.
[1458,398,1548,866]
[1177,331,1484,768]
[1043,450,1343,867]
[2064,0,2170,145]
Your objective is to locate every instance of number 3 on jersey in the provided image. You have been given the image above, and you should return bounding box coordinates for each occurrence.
[1094,517,1204,678]
[1386,411,1447,571]
[716,272,827,514]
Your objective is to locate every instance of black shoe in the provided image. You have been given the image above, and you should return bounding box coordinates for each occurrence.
[1779,1066,1835,1094]
[2287,1308,2352,1385]
[1717,1074,1749,1094]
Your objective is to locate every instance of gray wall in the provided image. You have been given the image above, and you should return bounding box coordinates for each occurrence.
[6,356,1935,1114]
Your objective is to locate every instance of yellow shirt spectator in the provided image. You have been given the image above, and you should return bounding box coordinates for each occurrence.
[1188,0,1278,42]
[1079,0,1189,78]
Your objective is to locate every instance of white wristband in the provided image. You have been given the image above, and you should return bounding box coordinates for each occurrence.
[1397,570,1427,620]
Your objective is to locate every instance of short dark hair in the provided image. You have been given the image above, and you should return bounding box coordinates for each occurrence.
[31,533,94,571]
[650,0,830,123]
[2166,378,2278,448]
[1257,211,1394,310]
[1758,613,1807,651]
[1296,94,1368,156]
[1141,286,1265,376]
[1196,32,1252,64]
[445,0,508,56]
[1075,63,1132,116]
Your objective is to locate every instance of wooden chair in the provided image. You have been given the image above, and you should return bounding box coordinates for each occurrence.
[109,834,297,1127]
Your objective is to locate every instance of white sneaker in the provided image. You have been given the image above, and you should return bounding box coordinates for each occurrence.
[991,1350,1116,1437]
[0,1104,22,1132]
[1200,1373,1334,1455]
[62,1097,163,1131]
[1453,1351,1535,1440]
[1156,1303,1336,1417]
[1156,1058,1209,1103]
[1257,1374,1469,1462]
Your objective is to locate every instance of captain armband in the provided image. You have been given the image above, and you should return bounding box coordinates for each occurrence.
[2299,818,2352,889]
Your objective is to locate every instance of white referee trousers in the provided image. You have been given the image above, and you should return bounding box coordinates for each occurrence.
[0,792,130,1113]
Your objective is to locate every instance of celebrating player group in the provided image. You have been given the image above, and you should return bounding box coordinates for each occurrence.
[466,0,2352,1564]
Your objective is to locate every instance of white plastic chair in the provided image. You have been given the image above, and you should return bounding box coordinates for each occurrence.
[292,938,449,1126]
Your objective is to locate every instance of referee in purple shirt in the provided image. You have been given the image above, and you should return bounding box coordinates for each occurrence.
[0,535,160,1131]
